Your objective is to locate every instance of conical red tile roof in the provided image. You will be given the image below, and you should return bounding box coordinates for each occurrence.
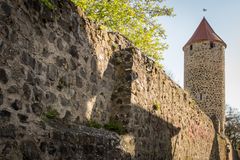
[183,17,226,48]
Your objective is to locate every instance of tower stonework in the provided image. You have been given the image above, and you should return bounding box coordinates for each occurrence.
[183,18,226,133]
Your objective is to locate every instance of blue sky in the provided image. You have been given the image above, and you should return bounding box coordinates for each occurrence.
[159,0,240,109]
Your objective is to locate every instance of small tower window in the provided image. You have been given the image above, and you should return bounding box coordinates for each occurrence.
[210,42,215,49]
[190,45,193,50]
[200,93,203,100]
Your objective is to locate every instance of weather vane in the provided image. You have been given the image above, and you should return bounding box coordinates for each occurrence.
[203,8,207,17]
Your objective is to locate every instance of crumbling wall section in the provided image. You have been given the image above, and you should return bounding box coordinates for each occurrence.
[110,48,216,159]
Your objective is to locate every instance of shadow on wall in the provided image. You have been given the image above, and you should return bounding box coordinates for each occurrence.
[210,133,220,160]
[128,104,181,160]
[88,48,181,159]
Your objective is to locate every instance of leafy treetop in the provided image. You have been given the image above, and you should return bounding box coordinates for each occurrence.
[72,0,174,62]
[41,0,174,62]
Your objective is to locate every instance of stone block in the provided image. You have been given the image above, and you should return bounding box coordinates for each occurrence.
[31,103,43,116]
[47,64,58,81]
[0,68,8,84]
[0,124,15,139]
[11,100,22,111]
[0,110,11,122]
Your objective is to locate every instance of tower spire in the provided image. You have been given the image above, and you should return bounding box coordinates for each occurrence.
[183,17,226,49]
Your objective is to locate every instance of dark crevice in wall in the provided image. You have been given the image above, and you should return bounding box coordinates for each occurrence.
[210,133,220,160]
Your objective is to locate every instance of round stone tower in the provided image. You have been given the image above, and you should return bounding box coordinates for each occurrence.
[183,17,226,133]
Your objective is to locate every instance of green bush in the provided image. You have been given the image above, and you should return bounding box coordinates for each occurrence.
[104,120,126,135]
[87,120,102,129]
[44,108,59,119]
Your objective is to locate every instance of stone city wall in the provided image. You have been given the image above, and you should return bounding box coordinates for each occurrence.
[113,47,216,159]
[0,0,225,159]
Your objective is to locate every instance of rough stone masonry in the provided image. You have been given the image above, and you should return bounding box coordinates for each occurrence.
[0,0,227,159]
[183,18,226,133]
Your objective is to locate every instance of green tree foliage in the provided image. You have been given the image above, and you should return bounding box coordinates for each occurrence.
[40,0,55,9]
[71,0,174,62]
[225,105,240,149]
